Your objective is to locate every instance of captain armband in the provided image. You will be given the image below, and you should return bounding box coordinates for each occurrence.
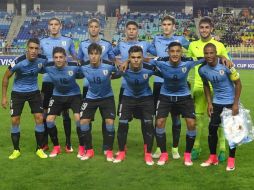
[229,67,240,81]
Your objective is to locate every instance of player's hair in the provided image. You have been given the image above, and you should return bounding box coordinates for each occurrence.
[161,15,176,25]
[168,41,182,50]
[128,45,143,55]
[204,43,217,51]
[199,16,214,27]
[48,17,61,25]
[126,20,138,28]
[88,18,100,27]
[88,43,102,54]
[27,38,40,46]
[53,47,67,57]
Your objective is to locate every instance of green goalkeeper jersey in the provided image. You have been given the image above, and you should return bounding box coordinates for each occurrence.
[187,38,229,88]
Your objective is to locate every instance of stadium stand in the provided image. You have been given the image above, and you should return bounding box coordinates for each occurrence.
[12,11,107,49]
[0,11,13,52]
[112,11,197,42]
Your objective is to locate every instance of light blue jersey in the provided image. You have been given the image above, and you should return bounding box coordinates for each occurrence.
[198,62,235,104]
[122,66,157,98]
[80,63,117,99]
[9,54,47,92]
[78,39,115,87]
[151,57,204,96]
[113,40,155,88]
[151,34,190,83]
[40,35,76,82]
[43,62,81,96]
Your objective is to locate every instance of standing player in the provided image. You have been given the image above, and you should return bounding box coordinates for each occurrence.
[187,17,229,161]
[78,18,116,153]
[79,43,117,162]
[42,47,82,158]
[149,42,204,166]
[113,46,158,165]
[40,17,77,153]
[199,43,241,171]
[113,20,155,153]
[151,15,190,159]
[1,38,48,159]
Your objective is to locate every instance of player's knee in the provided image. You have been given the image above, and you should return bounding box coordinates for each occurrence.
[11,117,20,125]
[156,118,165,128]
[80,119,90,125]
[186,119,196,131]
[105,119,114,126]
[34,114,43,124]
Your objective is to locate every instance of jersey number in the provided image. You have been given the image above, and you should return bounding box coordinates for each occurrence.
[59,78,68,84]
[93,77,101,84]
[134,79,139,85]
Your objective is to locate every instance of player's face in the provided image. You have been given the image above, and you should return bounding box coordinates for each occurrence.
[168,45,182,64]
[89,50,101,67]
[54,52,67,68]
[204,46,217,66]
[126,24,138,40]
[161,20,175,36]
[129,51,143,70]
[88,22,100,38]
[48,19,61,36]
[199,23,213,39]
[26,42,39,61]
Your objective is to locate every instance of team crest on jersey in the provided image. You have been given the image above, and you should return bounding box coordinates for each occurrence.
[101,45,106,52]
[103,70,108,76]
[219,70,225,75]
[182,67,187,73]
[62,41,67,46]
[143,74,148,79]
[68,70,73,76]
[38,63,43,68]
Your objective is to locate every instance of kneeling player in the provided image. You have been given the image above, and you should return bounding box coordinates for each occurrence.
[199,43,242,171]
[43,47,82,158]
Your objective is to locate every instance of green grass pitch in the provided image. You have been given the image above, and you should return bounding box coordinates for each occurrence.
[0,67,253,190]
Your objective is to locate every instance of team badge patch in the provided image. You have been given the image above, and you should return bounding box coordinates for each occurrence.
[182,67,187,73]
[38,63,43,68]
[219,70,225,75]
[68,70,73,76]
[62,41,67,46]
[143,74,148,79]
[103,70,108,76]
